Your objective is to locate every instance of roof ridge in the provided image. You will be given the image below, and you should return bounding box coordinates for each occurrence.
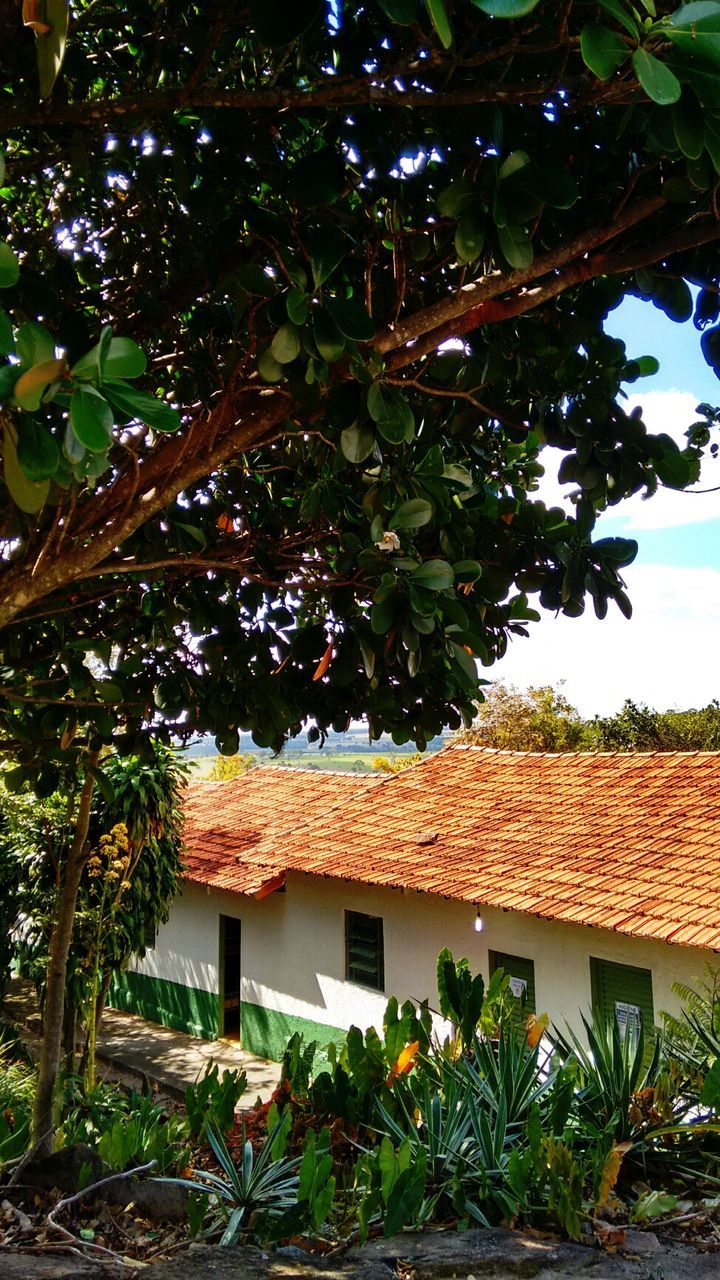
[447,744,720,758]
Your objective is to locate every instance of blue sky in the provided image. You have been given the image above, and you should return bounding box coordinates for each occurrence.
[495,295,720,715]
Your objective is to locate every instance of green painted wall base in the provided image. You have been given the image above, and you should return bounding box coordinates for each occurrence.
[240,1000,345,1064]
[108,971,346,1064]
[108,970,218,1040]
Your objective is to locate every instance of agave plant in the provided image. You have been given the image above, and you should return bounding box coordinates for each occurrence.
[557,1010,663,1143]
[164,1118,301,1245]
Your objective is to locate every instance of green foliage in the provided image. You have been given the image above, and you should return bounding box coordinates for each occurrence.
[184,1064,248,1142]
[2,0,720,786]
[0,1034,34,1167]
[59,1078,191,1174]
[456,681,592,751]
[591,699,720,750]
[168,1120,301,1246]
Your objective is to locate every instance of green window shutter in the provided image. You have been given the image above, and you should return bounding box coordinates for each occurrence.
[490,950,536,1016]
[590,957,655,1035]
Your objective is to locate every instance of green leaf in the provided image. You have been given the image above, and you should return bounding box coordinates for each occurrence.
[290,148,345,207]
[69,386,114,452]
[367,384,415,443]
[377,0,417,21]
[455,214,486,263]
[0,310,14,356]
[309,227,346,288]
[512,165,579,209]
[701,1056,720,1108]
[672,95,705,159]
[103,381,180,432]
[655,449,693,488]
[453,559,483,581]
[632,49,682,105]
[16,419,60,482]
[383,1153,427,1236]
[472,0,541,15]
[326,297,376,342]
[668,4,720,67]
[237,264,276,296]
[102,336,146,379]
[424,0,452,48]
[3,424,49,514]
[287,289,309,326]
[215,728,240,756]
[36,0,69,99]
[597,0,639,37]
[580,24,628,81]
[313,309,345,363]
[437,179,475,218]
[95,681,123,702]
[448,639,478,685]
[499,150,530,180]
[0,243,19,289]
[497,222,533,269]
[16,322,55,368]
[411,559,454,589]
[91,765,117,804]
[258,349,284,382]
[13,358,66,411]
[390,498,433,530]
[341,423,375,463]
[271,323,301,364]
[0,364,19,402]
[592,536,638,566]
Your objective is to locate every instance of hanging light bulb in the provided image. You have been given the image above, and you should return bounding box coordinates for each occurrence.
[474,910,484,933]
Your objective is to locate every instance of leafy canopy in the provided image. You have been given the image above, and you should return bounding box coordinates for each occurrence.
[2,0,720,787]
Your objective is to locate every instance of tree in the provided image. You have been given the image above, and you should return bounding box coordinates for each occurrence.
[455,681,590,752]
[0,746,186,1137]
[3,0,720,1148]
[208,753,258,781]
[372,752,422,772]
[592,698,720,749]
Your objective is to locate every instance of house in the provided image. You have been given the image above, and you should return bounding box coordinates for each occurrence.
[108,746,720,1059]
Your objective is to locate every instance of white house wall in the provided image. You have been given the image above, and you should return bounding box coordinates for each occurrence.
[111,869,717,1058]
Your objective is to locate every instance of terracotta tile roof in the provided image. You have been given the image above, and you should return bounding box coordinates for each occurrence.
[182,766,377,895]
[183,747,720,950]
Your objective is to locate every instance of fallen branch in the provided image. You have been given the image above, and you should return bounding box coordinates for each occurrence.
[45,1159,157,1262]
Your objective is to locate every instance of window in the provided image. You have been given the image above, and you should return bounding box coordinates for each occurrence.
[489,951,536,1017]
[590,957,654,1038]
[345,911,384,991]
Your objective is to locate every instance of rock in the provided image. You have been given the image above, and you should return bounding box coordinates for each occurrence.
[621,1229,662,1256]
[14,1143,189,1222]
[107,1175,189,1223]
[19,1144,106,1193]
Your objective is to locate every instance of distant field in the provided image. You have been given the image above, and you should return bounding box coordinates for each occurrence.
[188,751,379,778]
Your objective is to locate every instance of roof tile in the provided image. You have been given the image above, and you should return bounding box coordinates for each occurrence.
[182,747,720,949]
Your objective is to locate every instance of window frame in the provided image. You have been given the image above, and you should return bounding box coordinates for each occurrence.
[345,909,385,992]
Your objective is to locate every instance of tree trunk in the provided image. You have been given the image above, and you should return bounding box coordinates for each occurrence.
[32,753,98,1155]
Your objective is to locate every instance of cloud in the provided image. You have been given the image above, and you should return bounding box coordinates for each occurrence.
[495,563,720,716]
[535,390,720,532]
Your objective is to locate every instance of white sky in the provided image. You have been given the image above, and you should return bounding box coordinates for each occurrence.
[494,389,720,715]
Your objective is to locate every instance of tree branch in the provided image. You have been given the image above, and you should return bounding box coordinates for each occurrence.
[384,210,720,371]
[0,73,640,133]
[0,386,289,632]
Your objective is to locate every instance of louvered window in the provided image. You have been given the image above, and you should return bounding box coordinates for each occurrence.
[345,911,384,991]
[489,951,536,1018]
[590,957,654,1038]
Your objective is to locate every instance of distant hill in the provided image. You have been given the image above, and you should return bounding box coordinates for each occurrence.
[182,726,446,762]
